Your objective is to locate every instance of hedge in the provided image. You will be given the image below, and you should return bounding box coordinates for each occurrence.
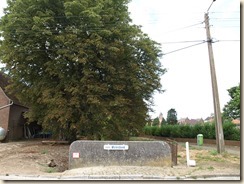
[142,121,240,141]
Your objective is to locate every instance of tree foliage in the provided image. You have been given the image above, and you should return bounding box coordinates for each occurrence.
[152,116,166,127]
[222,84,240,120]
[166,108,177,124]
[0,0,166,141]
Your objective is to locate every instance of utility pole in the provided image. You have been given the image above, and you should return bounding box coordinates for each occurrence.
[204,10,225,153]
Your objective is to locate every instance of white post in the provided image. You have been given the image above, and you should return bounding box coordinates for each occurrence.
[186,142,196,167]
[186,142,190,166]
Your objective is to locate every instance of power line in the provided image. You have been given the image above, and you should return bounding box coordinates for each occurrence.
[209,11,240,14]
[162,22,204,34]
[162,41,206,56]
[215,40,240,42]
[162,39,239,44]
[211,18,240,20]
[162,40,206,44]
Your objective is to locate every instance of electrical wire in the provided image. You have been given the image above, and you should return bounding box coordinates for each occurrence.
[162,22,204,34]
[0,20,206,36]
[162,40,206,44]
[215,40,240,42]
[162,41,206,56]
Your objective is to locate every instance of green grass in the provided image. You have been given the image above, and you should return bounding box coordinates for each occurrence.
[190,176,197,180]
[209,150,218,156]
[196,154,224,162]
[189,145,203,150]
[207,166,214,171]
[41,150,48,154]
[45,167,58,173]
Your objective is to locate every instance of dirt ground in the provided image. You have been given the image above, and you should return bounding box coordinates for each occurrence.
[0,139,240,178]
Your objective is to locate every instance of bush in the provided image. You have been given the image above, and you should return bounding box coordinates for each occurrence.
[170,125,180,138]
[151,126,158,136]
[160,124,171,137]
[191,123,203,138]
[201,122,216,139]
[179,124,192,138]
[223,121,240,141]
[143,126,152,135]
[142,121,240,141]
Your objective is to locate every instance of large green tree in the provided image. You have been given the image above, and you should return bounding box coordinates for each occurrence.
[222,84,240,120]
[166,108,177,125]
[0,0,165,141]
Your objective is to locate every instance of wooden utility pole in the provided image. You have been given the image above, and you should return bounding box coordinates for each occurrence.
[204,12,225,153]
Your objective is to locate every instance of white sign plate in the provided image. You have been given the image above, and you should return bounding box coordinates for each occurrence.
[72,152,80,158]
[104,144,129,150]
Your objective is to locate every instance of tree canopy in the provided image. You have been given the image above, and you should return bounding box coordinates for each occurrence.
[222,84,240,120]
[0,0,166,141]
[166,108,177,124]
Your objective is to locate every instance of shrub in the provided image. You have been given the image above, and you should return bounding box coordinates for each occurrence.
[151,126,158,136]
[142,126,152,135]
[192,123,203,138]
[154,126,162,136]
[223,121,240,141]
[201,122,215,139]
[142,121,240,141]
[170,125,180,138]
[160,124,171,137]
[179,124,193,138]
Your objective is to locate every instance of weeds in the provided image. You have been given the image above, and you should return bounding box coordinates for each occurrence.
[207,166,214,171]
[209,150,218,156]
[41,150,48,154]
[190,176,197,180]
[196,153,225,162]
[45,167,57,173]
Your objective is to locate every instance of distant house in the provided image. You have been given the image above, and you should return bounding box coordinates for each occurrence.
[178,117,204,125]
[0,72,29,141]
[204,116,215,123]
[232,118,240,129]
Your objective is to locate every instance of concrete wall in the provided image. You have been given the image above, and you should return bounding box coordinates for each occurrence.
[69,141,172,170]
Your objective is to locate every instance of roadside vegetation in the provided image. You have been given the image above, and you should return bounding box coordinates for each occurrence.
[142,121,240,141]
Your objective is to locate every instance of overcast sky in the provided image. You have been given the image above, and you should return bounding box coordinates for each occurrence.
[0,0,240,120]
[128,0,240,119]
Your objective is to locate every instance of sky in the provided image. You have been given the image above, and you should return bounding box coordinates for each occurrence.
[128,0,240,120]
[0,0,240,120]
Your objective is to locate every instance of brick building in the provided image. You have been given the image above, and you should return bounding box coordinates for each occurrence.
[0,72,28,141]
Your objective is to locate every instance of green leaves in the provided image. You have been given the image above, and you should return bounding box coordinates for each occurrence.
[223,84,240,120]
[0,0,166,141]
[167,108,178,125]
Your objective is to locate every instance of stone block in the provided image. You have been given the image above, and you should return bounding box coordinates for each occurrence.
[69,141,171,169]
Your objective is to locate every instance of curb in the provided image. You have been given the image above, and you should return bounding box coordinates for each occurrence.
[0,174,240,180]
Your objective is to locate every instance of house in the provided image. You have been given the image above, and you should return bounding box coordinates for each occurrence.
[204,116,215,123]
[0,72,29,141]
[178,117,204,125]
[232,118,240,129]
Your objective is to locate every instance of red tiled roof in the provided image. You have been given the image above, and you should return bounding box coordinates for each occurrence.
[232,119,240,125]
